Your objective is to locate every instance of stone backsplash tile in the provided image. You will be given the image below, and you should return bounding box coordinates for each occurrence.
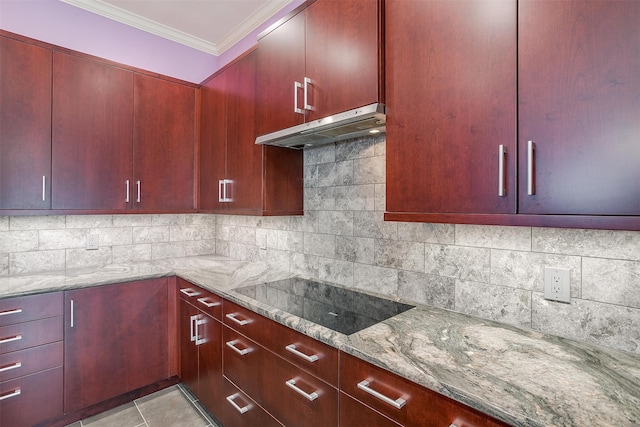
[170,225,215,242]
[0,230,38,252]
[425,244,491,282]
[375,239,424,272]
[184,240,216,257]
[152,241,186,260]
[397,271,455,310]
[397,222,455,245]
[0,254,8,275]
[66,247,112,269]
[455,224,531,251]
[10,215,65,230]
[9,250,65,275]
[319,257,353,286]
[0,216,9,231]
[290,253,319,279]
[113,214,153,227]
[303,232,335,258]
[532,228,640,261]
[353,263,398,295]
[334,184,375,211]
[66,215,113,229]
[39,229,86,250]
[335,236,375,265]
[456,280,532,329]
[354,211,397,239]
[112,244,152,264]
[354,155,385,185]
[582,257,640,309]
[92,227,133,246]
[318,210,354,236]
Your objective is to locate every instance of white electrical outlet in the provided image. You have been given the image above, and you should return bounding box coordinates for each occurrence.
[86,234,99,250]
[544,267,571,303]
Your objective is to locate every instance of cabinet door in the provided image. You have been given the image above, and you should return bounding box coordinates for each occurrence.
[133,74,196,211]
[225,51,263,211]
[0,36,52,210]
[179,298,199,396]
[199,71,228,211]
[52,52,133,210]
[256,9,306,136]
[386,0,517,215]
[305,0,382,120]
[518,0,640,215]
[197,312,222,417]
[64,279,169,413]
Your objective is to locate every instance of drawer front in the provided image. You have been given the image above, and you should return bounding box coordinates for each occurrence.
[0,341,63,382]
[0,367,63,427]
[340,391,402,427]
[262,350,339,427]
[222,326,264,405]
[177,278,222,320]
[0,316,63,354]
[223,299,338,386]
[340,352,508,427]
[221,378,283,427]
[0,292,63,326]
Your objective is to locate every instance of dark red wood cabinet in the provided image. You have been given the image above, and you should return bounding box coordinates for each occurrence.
[385,0,639,229]
[199,50,303,215]
[177,279,223,417]
[52,51,134,210]
[63,278,170,413]
[0,35,52,210]
[0,292,64,427]
[134,74,197,212]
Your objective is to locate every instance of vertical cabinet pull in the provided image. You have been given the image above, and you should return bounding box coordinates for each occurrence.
[498,144,506,197]
[303,77,314,111]
[527,140,536,195]
[286,378,319,401]
[125,180,130,203]
[70,299,75,328]
[42,176,46,201]
[136,180,141,203]
[285,344,319,362]
[218,179,233,203]
[189,315,197,342]
[0,308,23,317]
[0,362,22,373]
[226,393,252,414]
[294,81,304,114]
[0,388,21,401]
[195,317,206,346]
[357,379,407,409]
[0,335,22,345]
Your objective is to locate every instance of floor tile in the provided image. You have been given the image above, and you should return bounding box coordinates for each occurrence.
[136,387,209,427]
[82,402,145,427]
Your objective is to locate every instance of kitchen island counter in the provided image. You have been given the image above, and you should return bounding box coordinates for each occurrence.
[1,255,638,426]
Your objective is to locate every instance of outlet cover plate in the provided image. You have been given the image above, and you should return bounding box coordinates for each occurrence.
[86,234,99,250]
[544,267,571,303]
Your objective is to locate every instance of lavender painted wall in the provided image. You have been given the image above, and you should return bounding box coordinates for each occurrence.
[0,0,305,83]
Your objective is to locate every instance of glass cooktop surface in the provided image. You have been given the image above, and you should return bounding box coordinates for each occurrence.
[234,277,414,335]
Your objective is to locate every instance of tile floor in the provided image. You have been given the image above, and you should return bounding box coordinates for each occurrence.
[65,384,221,427]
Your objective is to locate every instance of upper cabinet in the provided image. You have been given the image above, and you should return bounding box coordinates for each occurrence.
[385,0,639,230]
[0,36,52,210]
[255,0,384,137]
[133,74,196,212]
[518,0,640,216]
[52,52,134,210]
[200,50,303,215]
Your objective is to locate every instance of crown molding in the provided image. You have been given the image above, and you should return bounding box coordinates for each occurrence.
[60,0,292,56]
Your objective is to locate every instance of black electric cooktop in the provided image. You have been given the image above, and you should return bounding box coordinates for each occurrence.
[234,277,414,335]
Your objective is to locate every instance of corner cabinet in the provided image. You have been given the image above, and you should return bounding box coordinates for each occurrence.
[385,0,640,230]
[199,50,303,215]
[0,35,52,210]
[63,278,171,413]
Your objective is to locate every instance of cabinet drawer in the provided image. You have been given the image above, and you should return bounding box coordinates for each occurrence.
[262,348,338,427]
[0,367,63,427]
[0,292,63,326]
[0,341,63,382]
[340,352,508,427]
[340,391,402,427]
[223,300,338,386]
[221,378,283,427]
[222,326,264,403]
[177,278,222,320]
[0,316,63,354]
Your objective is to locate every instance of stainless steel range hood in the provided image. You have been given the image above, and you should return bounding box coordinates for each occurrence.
[255,103,385,149]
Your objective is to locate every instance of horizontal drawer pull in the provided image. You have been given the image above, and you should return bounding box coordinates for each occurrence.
[197,297,220,308]
[226,313,251,326]
[226,393,252,414]
[285,344,319,362]
[0,334,22,345]
[0,388,21,401]
[226,340,251,356]
[179,288,200,297]
[286,378,319,401]
[0,361,22,373]
[357,379,406,409]
[0,308,23,317]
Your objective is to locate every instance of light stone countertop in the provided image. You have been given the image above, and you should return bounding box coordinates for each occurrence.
[1,255,638,427]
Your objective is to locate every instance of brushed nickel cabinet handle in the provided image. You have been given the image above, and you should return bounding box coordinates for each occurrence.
[294,81,304,114]
[0,362,22,373]
[0,334,22,345]
[136,180,141,203]
[125,180,130,203]
[42,176,46,201]
[195,317,206,346]
[498,144,506,197]
[303,77,314,111]
[226,313,251,326]
[70,299,74,328]
[0,388,21,401]
[357,379,406,409]
[286,378,319,401]
[226,339,251,356]
[527,140,536,195]
[226,393,252,414]
[285,344,319,362]
[197,297,220,308]
[179,288,200,297]
[0,308,22,317]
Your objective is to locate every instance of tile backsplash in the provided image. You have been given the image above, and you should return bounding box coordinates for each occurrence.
[1,135,638,354]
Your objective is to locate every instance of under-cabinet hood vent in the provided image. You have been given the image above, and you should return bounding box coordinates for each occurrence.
[255,103,386,149]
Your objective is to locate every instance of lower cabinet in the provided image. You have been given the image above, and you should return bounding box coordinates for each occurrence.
[220,377,282,427]
[340,352,509,427]
[64,278,170,413]
[0,292,64,427]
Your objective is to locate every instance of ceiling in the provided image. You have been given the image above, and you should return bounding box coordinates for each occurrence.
[60,0,294,55]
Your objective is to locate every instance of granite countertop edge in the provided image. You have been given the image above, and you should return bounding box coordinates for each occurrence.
[1,255,638,427]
